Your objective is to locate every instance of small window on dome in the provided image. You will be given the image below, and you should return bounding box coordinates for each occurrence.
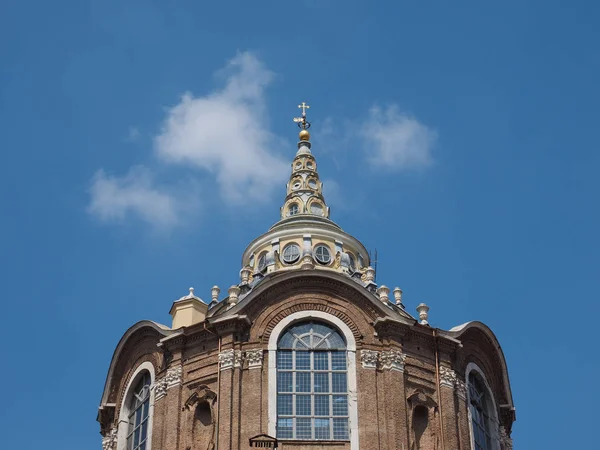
[348,253,356,272]
[295,161,302,170]
[308,179,318,189]
[292,181,302,191]
[310,203,324,216]
[314,245,331,265]
[306,161,314,169]
[258,252,267,272]
[282,244,301,264]
[288,203,299,216]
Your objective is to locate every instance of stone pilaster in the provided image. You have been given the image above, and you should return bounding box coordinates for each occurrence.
[380,350,409,450]
[241,349,264,446]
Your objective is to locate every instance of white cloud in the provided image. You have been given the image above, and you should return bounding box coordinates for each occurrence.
[154,51,288,204]
[88,167,183,230]
[361,105,436,170]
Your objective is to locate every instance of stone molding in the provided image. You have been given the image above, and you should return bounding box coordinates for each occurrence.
[455,379,467,400]
[218,349,243,371]
[154,366,183,401]
[360,349,406,371]
[380,349,406,372]
[499,425,513,450]
[245,349,263,369]
[439,366,457,388]
[360,350,379,369]
[101,427,117,450]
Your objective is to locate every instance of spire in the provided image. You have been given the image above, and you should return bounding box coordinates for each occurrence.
[280,102,330,220]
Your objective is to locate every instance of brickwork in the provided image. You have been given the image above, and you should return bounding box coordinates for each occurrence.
[98,279,515,450]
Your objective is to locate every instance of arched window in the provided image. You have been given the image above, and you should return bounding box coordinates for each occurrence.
[276,321,349,441]
[468,372,494,450]
[126,371,151,450]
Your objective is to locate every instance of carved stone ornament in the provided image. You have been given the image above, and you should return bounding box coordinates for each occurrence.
[154,366,183,401]
[499,425,513,450]
[101,427,117,450]
[439,366,457,388]
[455,379,467,400]
[380,349,406,372]
[360,350,379,369]
[219,349,243,370]
[245,349,263,369]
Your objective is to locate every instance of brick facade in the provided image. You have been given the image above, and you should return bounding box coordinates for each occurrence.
[98,273,515,450]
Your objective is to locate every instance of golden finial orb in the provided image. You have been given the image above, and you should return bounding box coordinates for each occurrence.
[299,129,311,141]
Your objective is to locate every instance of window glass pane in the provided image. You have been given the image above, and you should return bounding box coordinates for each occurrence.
[278,372,293,392]
[327,333,345,349]
[314,352,329,370]
[314,418,330,439]
[296,373,311,392]
[296,395,311,416]
[314,395,330,416]
[295,352,310,370]
[333,418,349,440]
[331,351,346,370]
[141,420,148,440]
[296,418,312,439]
[276,321,349,442]
[314,373,329,392]
[278,394,293,415]
[332,373,347,393]
[134,427,140,447]
[277,419,293,439]
[332,395,348,416]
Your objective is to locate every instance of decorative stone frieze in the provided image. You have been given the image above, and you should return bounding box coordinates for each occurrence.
[380,349,406,372]
[455,379,467,400]
[219,349,243,370]
[499,426,513,450]
[101,427,117,450]
[360,350,379,369]
[439,366,457,388]
[245,349,263,369]
[154,366,183,401]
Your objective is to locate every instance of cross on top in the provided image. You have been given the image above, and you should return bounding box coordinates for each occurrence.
[298,102,310,117]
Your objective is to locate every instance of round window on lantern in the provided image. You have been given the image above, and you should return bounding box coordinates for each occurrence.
[306,160,314,169]
[314,245,331,265]
[308,179,318,189]
[282,244,301,264]
[288,203,299,216]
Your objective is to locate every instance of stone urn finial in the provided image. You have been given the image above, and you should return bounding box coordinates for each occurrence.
[365,266,375,282]
[416,303,430,325]
[393,287,403,306]
[211,285,220,303]
[228,285,241,306]
[376,285,390,303]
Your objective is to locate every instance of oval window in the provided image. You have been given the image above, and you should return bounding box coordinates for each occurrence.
[308,179,318,189]
[310,203,324,216]
[258,253,267,271]
[282,244,301,264]
[306,161,314,169]
[348,253,356,272]
[314,245,331,265]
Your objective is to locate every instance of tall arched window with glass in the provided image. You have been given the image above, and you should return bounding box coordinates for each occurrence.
[276,321,349,441]
[468,373,493,450]
[127,372,151,450]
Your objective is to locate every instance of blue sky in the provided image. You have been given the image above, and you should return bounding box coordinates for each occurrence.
[1,0,599,448]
